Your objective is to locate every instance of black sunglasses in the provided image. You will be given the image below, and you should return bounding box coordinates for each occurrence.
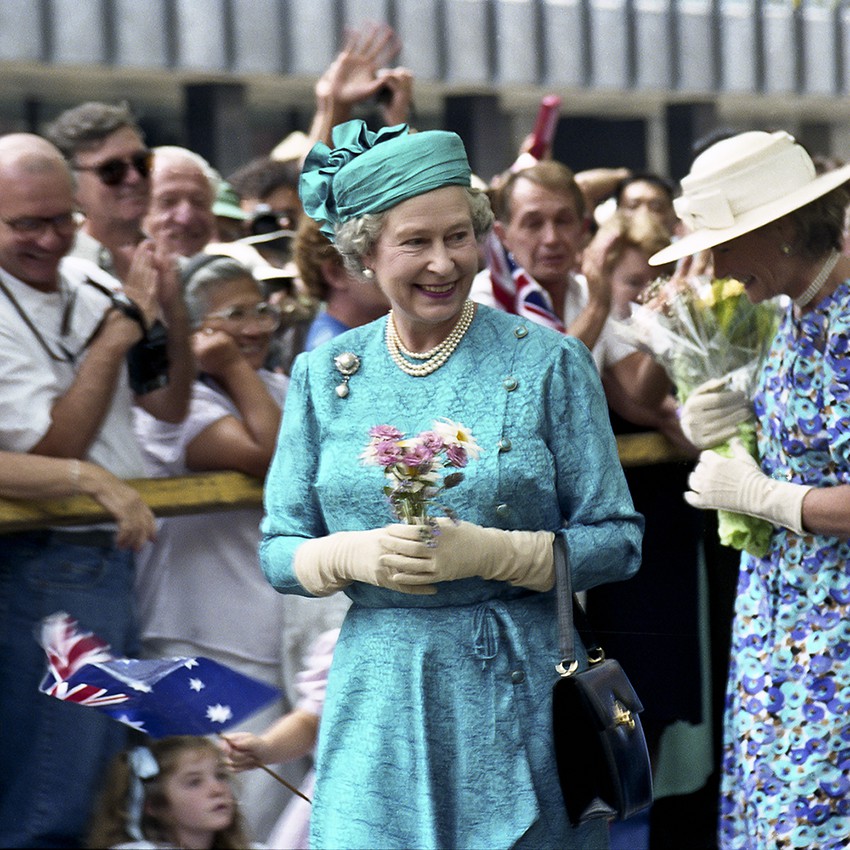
[72,150,153,186]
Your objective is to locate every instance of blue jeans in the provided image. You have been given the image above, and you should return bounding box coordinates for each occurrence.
[0,531,137,848]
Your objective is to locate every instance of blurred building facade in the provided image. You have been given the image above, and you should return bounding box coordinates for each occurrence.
[1,0,848,183]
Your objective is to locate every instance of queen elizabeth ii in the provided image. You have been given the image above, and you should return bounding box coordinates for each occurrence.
[260,120,643,849]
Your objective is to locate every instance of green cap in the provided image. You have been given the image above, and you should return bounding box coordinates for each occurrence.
[299,120,472,241]
[213,181,249,221]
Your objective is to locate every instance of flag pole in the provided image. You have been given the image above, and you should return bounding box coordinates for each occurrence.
[217,734,312,804]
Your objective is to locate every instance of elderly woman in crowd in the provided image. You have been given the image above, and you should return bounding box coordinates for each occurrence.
[132,255,297,843]
[651,130,850,849]
[259,120,643,850]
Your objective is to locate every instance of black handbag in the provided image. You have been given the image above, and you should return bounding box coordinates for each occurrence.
[551,537,653,826]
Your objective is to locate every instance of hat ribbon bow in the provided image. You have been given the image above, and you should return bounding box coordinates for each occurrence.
[674,189,736,231]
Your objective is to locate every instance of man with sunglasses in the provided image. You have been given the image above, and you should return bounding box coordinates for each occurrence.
[46,100,151,282]
[0,133,193,848]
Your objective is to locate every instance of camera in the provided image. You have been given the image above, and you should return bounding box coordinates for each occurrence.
[126,319,170,395]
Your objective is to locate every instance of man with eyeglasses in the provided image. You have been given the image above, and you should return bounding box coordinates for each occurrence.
[46,101,151,282]
[0,133,193,848]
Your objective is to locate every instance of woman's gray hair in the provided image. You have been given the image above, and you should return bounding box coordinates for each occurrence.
[180,255,259,327]
[333,187,494,277]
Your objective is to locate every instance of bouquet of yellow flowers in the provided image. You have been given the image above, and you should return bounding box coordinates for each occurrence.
[616,274,783,556]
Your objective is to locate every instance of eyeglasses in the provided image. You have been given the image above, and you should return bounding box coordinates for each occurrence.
[72,150,153,186]
[205,302,281,329]
[1,212,78,237]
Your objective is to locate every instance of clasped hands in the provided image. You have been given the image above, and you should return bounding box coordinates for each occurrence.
[681,379,810,534]
[293,519,555,597]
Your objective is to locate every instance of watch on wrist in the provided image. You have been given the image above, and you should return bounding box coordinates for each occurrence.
[110,291,146,332]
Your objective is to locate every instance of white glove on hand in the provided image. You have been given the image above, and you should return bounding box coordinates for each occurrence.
[380,519,556,591]
[680,377,752,449]
[293,528,436,596]
[685,439,811,535]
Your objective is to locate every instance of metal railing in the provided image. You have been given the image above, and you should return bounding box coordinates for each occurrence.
[0,432,691,533]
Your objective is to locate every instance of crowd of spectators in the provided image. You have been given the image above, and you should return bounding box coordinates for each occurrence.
[2,18,847,850]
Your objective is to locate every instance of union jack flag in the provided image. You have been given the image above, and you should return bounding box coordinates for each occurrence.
[38,613,280,738]
[483,232,565,333]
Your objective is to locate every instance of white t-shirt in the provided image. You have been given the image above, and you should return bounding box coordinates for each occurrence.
[470,267,635,374]
[132,371,290,665]
[0,257,144,478]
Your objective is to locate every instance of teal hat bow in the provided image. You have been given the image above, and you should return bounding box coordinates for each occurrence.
[299,120,472,241]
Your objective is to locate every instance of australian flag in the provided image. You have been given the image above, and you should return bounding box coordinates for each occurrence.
[38,612,280,738]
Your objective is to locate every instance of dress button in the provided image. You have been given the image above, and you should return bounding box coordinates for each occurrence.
[503,376,518,391]
[514,326,528,338]
[498,438,512,452]
[511,670,525,684]
[495,503,509,518]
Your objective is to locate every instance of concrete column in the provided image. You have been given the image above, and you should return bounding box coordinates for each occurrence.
[443,94,512,184]
[664,101,719,183]
[184,82,252,176]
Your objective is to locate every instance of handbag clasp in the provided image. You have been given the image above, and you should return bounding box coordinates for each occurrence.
[613,700,635,732]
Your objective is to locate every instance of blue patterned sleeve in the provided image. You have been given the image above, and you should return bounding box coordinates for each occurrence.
[547,338,644,591]
[824,320,850,471]
[260,356,325,596]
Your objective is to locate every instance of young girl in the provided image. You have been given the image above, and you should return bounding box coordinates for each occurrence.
[87,736,258,850]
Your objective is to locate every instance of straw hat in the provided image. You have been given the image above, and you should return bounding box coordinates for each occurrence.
[649,130,850,265]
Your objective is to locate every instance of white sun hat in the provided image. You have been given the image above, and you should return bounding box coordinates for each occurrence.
[649,130,850,266]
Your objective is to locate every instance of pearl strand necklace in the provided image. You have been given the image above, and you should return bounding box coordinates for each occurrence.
[794,250,840,307]
[386,300,476,377]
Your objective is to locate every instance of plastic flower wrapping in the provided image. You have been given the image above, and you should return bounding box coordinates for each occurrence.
[361,419,480,532]
[615,274,783,557]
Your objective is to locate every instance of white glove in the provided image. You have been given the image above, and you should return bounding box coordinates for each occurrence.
[293,529,436,596]
[680,377,752,449]
[380,519,556,591]
[685,439,811,535]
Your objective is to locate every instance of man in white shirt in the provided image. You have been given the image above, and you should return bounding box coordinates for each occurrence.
[0,133,192,848]
[46,100,151,283]
[472,159,684,439]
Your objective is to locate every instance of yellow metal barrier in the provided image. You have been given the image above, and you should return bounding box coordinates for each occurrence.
[0,433,692,534]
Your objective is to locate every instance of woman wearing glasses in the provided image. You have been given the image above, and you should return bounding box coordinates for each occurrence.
[131,254,298,844]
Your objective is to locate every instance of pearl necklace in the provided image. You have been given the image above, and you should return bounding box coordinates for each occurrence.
[794,250,840,307]
[386,300,476,377]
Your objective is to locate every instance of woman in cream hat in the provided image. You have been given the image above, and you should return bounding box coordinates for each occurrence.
[651,130,850,848]
[259,119,642,849]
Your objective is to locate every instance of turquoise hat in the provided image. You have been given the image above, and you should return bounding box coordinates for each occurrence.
[299,120,472,241]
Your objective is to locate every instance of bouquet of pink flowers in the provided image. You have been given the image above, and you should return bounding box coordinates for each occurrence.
[616,274,783,557]
[361,419,481,530]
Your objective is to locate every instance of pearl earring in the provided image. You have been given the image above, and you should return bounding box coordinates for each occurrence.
[780,243,793,256]
[362,268,374,279]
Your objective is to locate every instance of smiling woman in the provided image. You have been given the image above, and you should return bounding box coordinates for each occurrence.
[651,130,850,847]
[131,253,298,840]
[260,119,643,850]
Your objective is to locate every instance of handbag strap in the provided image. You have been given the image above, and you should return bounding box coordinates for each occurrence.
[553,536,604,675]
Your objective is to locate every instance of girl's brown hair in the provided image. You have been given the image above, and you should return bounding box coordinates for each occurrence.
[87,736,250,850]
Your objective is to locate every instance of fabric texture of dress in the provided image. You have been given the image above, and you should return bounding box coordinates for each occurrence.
[260,305,643,850]
[720,280,850,849]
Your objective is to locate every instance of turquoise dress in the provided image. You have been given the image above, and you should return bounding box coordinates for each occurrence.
[720,281,850,849]
[260,305,643,850]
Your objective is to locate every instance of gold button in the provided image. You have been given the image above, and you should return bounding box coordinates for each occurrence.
[503,376,518,391]
[514,326,528,338]
[498,439,512,452]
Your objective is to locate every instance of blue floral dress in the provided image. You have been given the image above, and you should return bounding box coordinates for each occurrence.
[260,305,643,850]
[720,281,850,849]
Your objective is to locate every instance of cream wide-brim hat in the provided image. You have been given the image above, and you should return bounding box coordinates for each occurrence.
[649,130,850,266]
